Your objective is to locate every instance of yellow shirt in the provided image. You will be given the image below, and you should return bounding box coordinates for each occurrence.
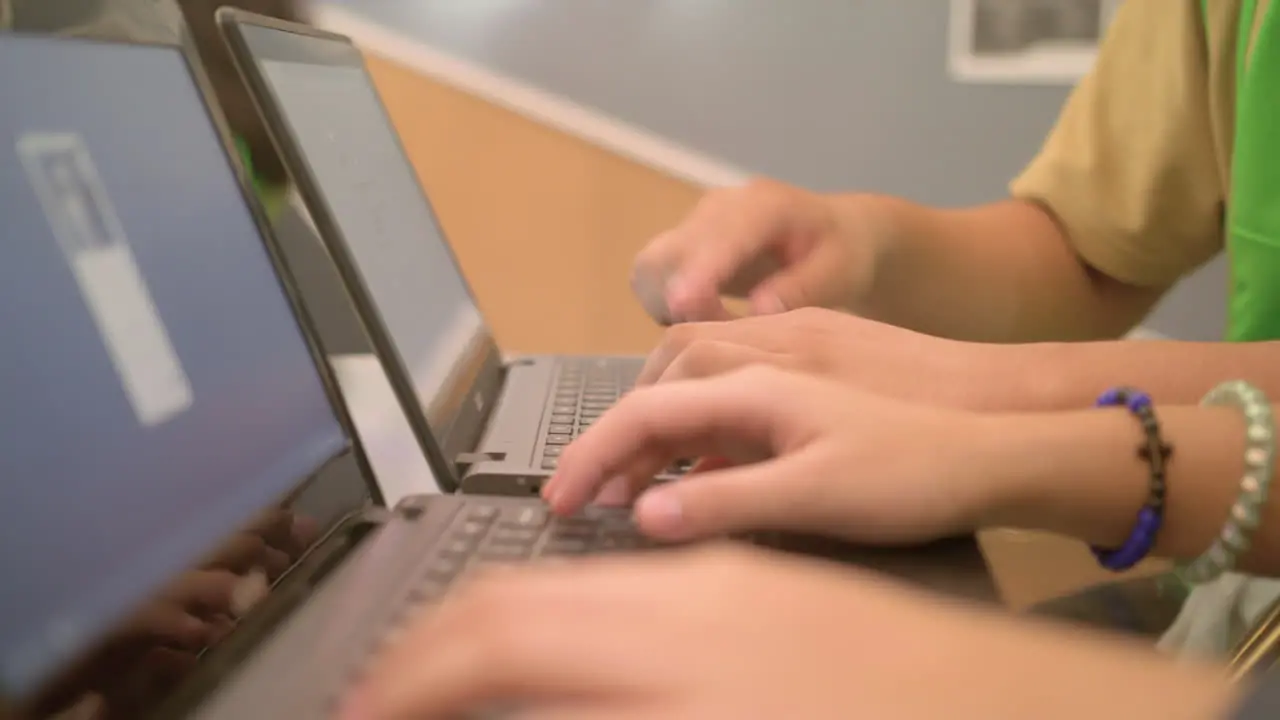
[1011,0,1270,289]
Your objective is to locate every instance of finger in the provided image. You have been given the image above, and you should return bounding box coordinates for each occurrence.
[263,546,292,580]
[204,533,266,574]
[119,606,210,650]
[632,452,825,541]
[543,368,810,515]
[593,475,648,507]
[662,198,790,322]
[347,562,670,720]
[515,705,670,720]
[637,317,801,386]
[244,508,296,549]
[164,569,241,616]
[748,239,850,314]
[657,341,797,385]
[587,455,672,510]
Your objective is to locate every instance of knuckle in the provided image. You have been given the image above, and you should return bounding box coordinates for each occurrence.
[672,340,726,378]
[660,323,697,351]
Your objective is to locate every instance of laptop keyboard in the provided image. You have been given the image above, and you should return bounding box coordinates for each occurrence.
[539,359,693,476]
[539,359,639,470]
[345,501,655,703]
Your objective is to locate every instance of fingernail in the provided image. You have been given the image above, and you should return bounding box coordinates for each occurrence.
[595,476,633,506]
[665,275,695,316]
[636,490,684,534]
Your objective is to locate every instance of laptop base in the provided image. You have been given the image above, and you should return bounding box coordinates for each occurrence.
[460,354,647,495]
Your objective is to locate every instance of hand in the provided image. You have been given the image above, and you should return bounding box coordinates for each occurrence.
[341,547,1236,720]
[28,508,316,717]
[544,366,1005,544]
[638,306,1008,409]
[631,179,895,322]
[28,568,243,718]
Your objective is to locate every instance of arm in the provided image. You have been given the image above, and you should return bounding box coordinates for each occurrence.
[986,403,1280,576]
[854,195,1162,342]
[1008,339,1280,410]
[856,0,1221,344]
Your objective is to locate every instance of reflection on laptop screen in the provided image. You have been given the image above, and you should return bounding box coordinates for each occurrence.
[243,26,486,431]
[0,36,348,697]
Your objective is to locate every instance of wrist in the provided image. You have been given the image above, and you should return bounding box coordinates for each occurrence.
[823,192,916,310]
[970,409,1150,544]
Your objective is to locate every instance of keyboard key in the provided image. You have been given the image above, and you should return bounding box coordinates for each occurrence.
[467,505,499,521]
[550,413,575,424]
[552,517,599,537]
[480,544,533,562]
[439,539,475,560]
[543,446,564,457]
[543,538,590,555]
[501,505,549,529]
[493,527,540,544]
[545,434,572,445]
[542,458,559,470]
[548,424,574,434]
[456,520,488,539]
[425,557,463,582]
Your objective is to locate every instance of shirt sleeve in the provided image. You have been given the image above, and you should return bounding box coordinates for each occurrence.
[1010,0,1225,289]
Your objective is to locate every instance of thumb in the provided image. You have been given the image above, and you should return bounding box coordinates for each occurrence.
[748,240,852,314]
[633,455,818,541]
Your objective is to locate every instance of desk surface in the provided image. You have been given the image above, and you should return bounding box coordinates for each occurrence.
[769,533,999,604]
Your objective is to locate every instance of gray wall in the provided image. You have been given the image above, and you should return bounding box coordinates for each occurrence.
[326,0,1226,340]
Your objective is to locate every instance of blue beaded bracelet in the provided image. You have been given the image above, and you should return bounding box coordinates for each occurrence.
[1091,387,1172,572]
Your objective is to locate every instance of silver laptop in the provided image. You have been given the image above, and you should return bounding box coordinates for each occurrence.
[0,31,670,719]
[216,10,688,496]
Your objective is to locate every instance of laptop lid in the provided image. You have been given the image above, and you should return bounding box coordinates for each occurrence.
[218,10,507,491]
[0,31,382,715]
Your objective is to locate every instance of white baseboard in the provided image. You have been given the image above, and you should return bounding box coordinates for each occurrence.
[311,4,749,190]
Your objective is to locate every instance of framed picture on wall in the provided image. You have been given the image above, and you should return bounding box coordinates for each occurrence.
[948,0,1123,84]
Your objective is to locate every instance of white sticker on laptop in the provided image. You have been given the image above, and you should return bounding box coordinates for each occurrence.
[18,132,193,427]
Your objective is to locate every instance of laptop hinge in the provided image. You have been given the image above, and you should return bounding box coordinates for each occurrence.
[455,451,506,469]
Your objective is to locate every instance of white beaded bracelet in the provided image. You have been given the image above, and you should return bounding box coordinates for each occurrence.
[1178,380,1276,586]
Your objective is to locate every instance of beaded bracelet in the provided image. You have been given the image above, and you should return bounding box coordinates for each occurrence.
[1178,380,1276,586]
[1092,387,1172,572]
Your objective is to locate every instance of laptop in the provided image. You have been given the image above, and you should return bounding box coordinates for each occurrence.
[216,10,689,496]
[0,31,668,719]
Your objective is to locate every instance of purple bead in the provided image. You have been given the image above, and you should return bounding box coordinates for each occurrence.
[1092,506,1162,572]
[1125,392,1152,412]
[1096,388,1124,407]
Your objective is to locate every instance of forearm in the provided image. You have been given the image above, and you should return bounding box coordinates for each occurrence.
[847,195,1162,343]
[1001,339,1280,411]
[939,603,1239,720]
[987,404,1280,576]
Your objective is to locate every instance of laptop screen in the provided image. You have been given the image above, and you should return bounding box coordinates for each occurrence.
[234,23,493,441]
[0,36,349,698]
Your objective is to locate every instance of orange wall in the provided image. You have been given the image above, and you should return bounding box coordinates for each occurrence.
[364,51,701,356]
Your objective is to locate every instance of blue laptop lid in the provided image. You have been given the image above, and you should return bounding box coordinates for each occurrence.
[0,33,350,703]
